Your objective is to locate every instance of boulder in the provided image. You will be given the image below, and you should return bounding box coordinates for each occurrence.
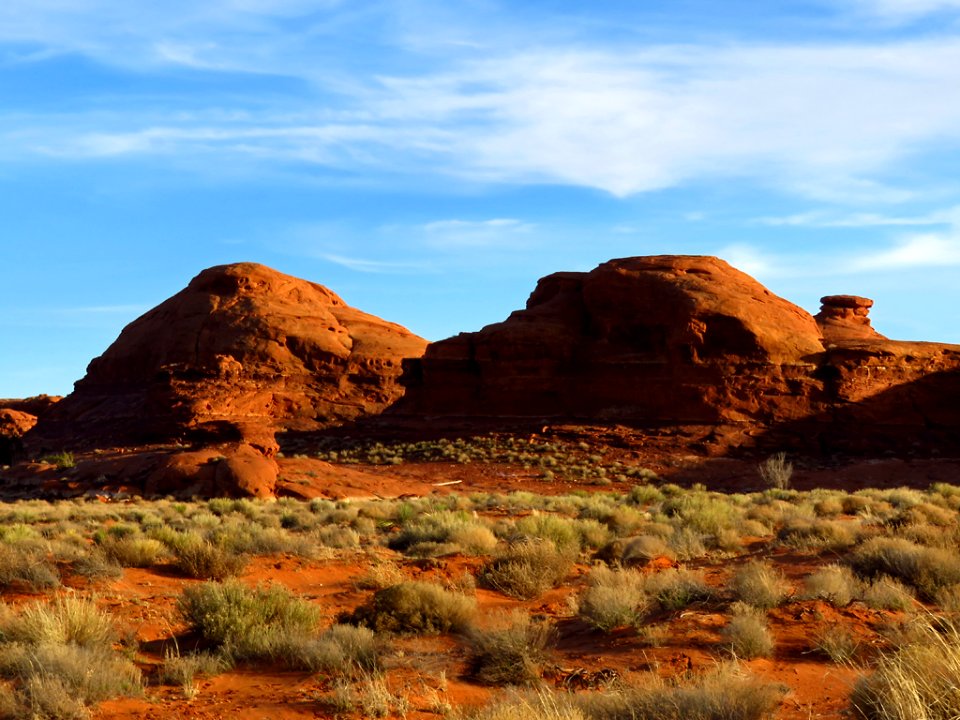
[28,262,428,451]
[0,408,38,465]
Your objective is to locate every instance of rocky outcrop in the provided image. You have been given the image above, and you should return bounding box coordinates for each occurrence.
[401,256,826,424]
[815,295,885,343]
[0,408,38,465]
[28,263,428,451]
[400,255,960,454]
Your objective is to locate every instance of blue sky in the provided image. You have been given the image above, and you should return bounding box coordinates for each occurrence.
[3,0,960,398]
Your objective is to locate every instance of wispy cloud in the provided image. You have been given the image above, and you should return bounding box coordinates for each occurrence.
[845,0,960,21]
[3,38,960,201]
[419,218,536,248]
[851,231,960,270]
[756,206,960,228]
[319,253,435,274]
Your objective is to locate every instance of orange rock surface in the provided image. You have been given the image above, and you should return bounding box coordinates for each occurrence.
[29,262,428,451]
[400,255,960,454]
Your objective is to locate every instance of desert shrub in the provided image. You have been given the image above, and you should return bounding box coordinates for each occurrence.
[178,580,321,665]
[481,540,574,600]
[466,610,553,685]
[1,596,115,647]
[99,536,168,567]
[813,626,861,663]
[758,452,792,490]
[449,524,499,554]
[316,525,360,549]
[578,567,649,631]
[777,517,858,551]
[645,568,714,611]
[667,527,708,560]
[861,576,916,611]
[0,545,59,591]
[0,598,141,719]
[572,662,784,720]
[803,564,861,606]
[162,649,227,696]
[851,618,960,720]
[731,560,791,609]
[40,452,75,470]
[722,605,775,659]
[472,690,585,720]
[848,537,960,600]
[935,584,960,614]
[514,515,582,554]
[70,550,124,581]
[347,581,475,634]
[622,535,675,564]
[164,533,248,580]
[891,503,956,528]
[662,492,740,535]
[354,561,406,590]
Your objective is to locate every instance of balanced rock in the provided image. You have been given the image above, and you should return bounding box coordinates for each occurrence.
[815,295,885,343]
[29,263,428,450]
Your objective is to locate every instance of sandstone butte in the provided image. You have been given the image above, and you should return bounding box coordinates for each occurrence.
[398,255,960,455]
[20,262,427,496]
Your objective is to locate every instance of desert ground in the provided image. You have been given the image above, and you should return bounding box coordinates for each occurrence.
[2,432,960,720]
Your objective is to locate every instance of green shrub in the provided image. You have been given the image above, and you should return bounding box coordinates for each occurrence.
[178,580,321,666]
[347,581,475,634]
[466,611,553,685]
[862,576,916,611]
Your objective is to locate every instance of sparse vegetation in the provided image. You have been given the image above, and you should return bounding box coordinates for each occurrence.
[466,610,553,685]
[347,581,476,634]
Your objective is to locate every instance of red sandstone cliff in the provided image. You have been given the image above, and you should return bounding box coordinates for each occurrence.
[29,262,428,451]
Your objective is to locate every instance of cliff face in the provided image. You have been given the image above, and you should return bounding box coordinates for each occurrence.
[400,255,960,453]
[29,262,428,451]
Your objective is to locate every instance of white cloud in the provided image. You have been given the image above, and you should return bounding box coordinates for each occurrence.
[419,218,536,248]
[756,206,960,228]
[319,254,433,274]
[852,231,960,270]
[5,3,960,201]
[846,0,960,20]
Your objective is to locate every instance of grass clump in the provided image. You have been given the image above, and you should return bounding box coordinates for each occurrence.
[813,626,861,664]
[644,568,714,611]
[578,566,649,631]
[848,537,960,600]
[722,604,775,659]
[802,564,861,606]
[731,560,791,609]
[347,581,475,634]
[0,545,59,591]
[466,611,553,685]
[178,580,321,666]
[481,539,574,600]
[571,663,784,720]
[0,597,141,719]
[851,618,960,719]
[163,532,248,580]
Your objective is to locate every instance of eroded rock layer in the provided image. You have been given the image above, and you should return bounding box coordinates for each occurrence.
[29,263,428,451]
[400,255,960,453]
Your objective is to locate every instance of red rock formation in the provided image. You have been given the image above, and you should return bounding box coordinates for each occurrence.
[402,256,826,424]
[815,295,885,343]
[400,255,960,454]
[29,262,428,451]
